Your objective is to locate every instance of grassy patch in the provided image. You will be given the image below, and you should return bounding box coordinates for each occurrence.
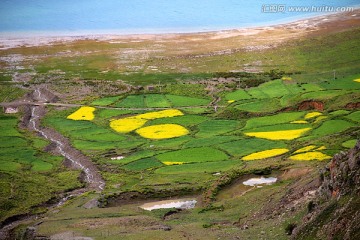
[44,117,96,133]
[235,98,282,113]
[329,110,350,116]
[91,96,120,106]
[31,160,53,172]
[345,111,360,123]
[302,120,354,140]
[96,109,133,119]
[0,136,28,148]
[342,139,357,148]
[150,136,192,149]
[155,159,243,174]
[111,150,159,165]
[156,147,228,164]
[144,94,171,108]
[165,94,210,107]
[225,89,252,101]
[0,113,82,223]
[0,116,22,137]
[183,136,240,148]
[242,123,312,132]
[319,74,360,90]
[196,120,239,137]
[122,157,164,171]
[73,138,144,151]
[115,95,145,108]
[219,138,286,157]
[0,162,21,172]
[0,84,26,102]
[147,114,208,126]
[71,128,127,142]
[243,112,305,130]
[257,80,293,98]
[300,90,350,101]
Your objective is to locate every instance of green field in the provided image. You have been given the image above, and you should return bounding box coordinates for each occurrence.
[109,93,211,109]
[156,147,228,164]
[122,157,164,171]
[165,94,210,107]
[144,94,172,108]
[302,120,355,140]
[0,115,57,172]
[115,95,146,108]
[147,114,208,126]
[96,109,134,119]
[345,111,360,123]
[183,135,240,148]
[219,138,287,157]
[155,159,243,174]
[41,74,360,187]
[243,112,306,129]
[0,114,82,223]
[235,98,282,113]
[196,120,240,137]
[91,96,120,106]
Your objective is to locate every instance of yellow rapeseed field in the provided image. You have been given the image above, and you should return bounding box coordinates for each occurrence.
[289,152,332,161]
[304,112,322,119]
[294,145,317,154]
[316,146,327,151]
[136,124,189,139]
[227,100,235,103]
[67,106,96,121]
[281,76,292,81]
[163,162,184,165]
[242,148,289,160]
[109,109,185,134]
[290,120,308,124]
[354,78,360,83]
[245,128,311,140]
[110,118,147,133]
[314,116,328,123]
[134,109,183,120]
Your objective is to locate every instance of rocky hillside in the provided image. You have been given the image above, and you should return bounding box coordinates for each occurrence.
[293,141,360,239]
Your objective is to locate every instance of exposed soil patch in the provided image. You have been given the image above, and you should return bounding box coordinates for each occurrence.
[298,100,324,111]
[345,102,360,109]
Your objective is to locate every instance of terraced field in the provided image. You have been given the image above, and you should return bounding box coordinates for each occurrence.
[94,93,213,109]
[0,114,82,222]
[41,74,360,195]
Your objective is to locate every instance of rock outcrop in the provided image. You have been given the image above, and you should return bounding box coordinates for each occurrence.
[293,141,360,239]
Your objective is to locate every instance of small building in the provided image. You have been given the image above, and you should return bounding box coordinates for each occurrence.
[5,107,18,114]
[147,85,155,91]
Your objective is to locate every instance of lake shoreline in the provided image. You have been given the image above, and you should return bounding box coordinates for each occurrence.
[0,9,359,50]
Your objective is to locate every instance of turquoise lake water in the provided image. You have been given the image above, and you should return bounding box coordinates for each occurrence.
[0,0,359,36]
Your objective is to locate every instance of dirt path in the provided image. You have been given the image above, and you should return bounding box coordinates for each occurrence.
[28,88,105,191]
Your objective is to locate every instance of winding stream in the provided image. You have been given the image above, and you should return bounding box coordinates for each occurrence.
[29,89,105,191]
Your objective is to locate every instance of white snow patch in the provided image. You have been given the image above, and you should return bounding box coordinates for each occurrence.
[242,177,277,186]
[140,199,197,211]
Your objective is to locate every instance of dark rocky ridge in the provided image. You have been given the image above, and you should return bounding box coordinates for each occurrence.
[293,140,360,239]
